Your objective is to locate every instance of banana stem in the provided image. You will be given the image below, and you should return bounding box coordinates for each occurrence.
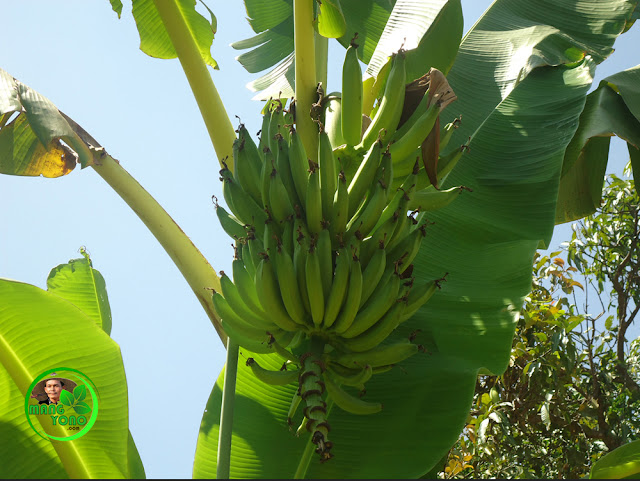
[152,0,236,167]
[92,155,226,345]
[217,338,239,479]
[294,0,318,161]
[293,398,335,479]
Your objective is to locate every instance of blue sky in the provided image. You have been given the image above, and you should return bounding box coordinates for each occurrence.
[1,1,639,478]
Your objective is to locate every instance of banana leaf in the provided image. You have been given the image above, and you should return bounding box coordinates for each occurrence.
[556,65,640,223]
[0,254,145,478]
[231,0,462,99]
[192,0,639,477]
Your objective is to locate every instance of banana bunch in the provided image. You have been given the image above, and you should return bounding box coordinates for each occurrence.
[213,40,469,462]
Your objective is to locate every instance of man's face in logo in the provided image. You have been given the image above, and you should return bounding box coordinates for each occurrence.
[45,379,62,403]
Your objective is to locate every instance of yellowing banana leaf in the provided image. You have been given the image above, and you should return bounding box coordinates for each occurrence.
[555,65,640,224]
[193,0,639,477]
[0,254,144,478]
[130,0,218,69]
[0,68,100,175]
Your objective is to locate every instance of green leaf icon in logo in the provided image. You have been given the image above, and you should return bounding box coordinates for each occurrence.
[60,389,74,407]
[73,384,87,403]
[73,401,92,415]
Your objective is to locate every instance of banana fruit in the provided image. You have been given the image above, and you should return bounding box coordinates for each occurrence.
[213,53,466,460]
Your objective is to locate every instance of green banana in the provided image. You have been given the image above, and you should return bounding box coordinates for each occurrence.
[213,291,275,342]
[357,50,406,150]
[341,298,407,353]
[221,164,268,238]
[359,245,387,307]
[276,134,301,210]
[233,132,263,204]
[389,102,439,164]
[439,117,461,151]
[318,126,338,221]
[332,252,363,334]
[213,196,246,240]
[246,357,299,386]
[269,167,295,223]
[281,216,294,255]
[305,161,323,234]
[327,362,373,387]
[305,238,325,327]
[436,143,469,185]
[273,243,310,327]
[232,258,266,320]
[332,340,419,368]
[324,92,345,149]
[316,226,334,299]
[255,256,302,332]
[241,240,256,279]
[293,233,312,315]
[373,163,417,232]
[386,224,426,275]
[398,275,446,323]
[341,35,363,146]
[261,148,275,211]
[323,246,350,329]
[220,319,275,355]
[341,272,401,338]
[407,185,470,212]
[324,375,382,415]
[329,170,349,238]
[346,179,388,239]
[219,270,274,329]
[288,128,310,206]
[268,100,285,153]
[258,108,272,154]
[247,229,265,273]
[347,139,382,218]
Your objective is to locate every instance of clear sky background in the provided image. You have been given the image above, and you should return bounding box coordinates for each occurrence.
[1,1,639,478]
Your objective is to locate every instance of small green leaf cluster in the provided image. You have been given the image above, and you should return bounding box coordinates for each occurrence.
[59,384,92,415]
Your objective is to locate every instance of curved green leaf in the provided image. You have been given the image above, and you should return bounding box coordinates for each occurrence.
[108,0,123,18]
[243,0,292,33]
[74,384,87,403]
[364,0,463,82]
[556,65,640,224]
[194,0,637,478]
[0,279,136,478]
[590,439,640,479]
[59,389,75,407]
[46,249,113,336]
[131,0,218,69]
[236,0,398,98]
[233,19,294,74]
[316,0,347,39]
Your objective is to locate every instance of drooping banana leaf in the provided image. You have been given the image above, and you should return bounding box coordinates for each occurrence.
[556,65,640,224]
[0,254,145,478]
[192,0,639,477]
